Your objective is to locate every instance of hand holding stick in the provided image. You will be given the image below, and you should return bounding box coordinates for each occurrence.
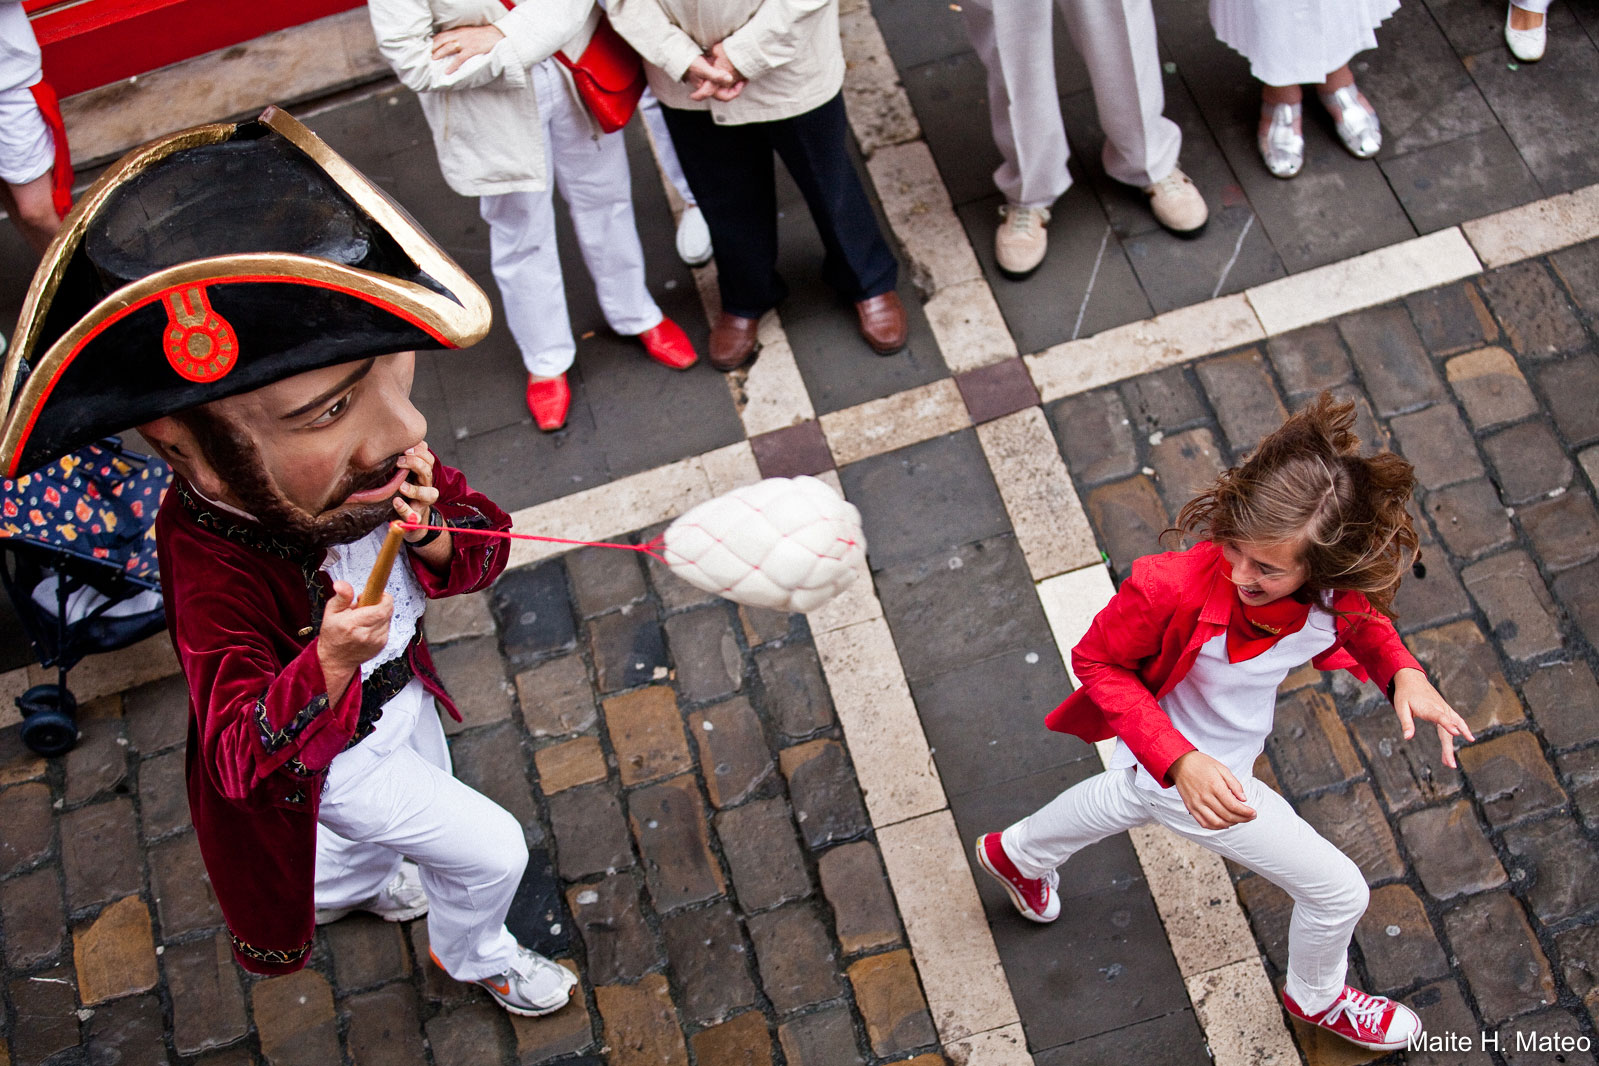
[359,522,407,607]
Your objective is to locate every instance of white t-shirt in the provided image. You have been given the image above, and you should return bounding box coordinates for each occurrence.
[1110,604,1339,790]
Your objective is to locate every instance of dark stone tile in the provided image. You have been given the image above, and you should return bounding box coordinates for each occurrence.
[566,872,661,984]
[1550,240,1599,316]
[1461,549,1564,661]
[123,673,189,756]
[1339,305,1448,416]
[1457,730,1566,827]
[588,604,668,694]
[778,1004,864,1066]
[1478,260,1590,360]
[956,358,1039,424]
[1267,323,1354,400]
[875,534,1053,683]
[1407,620,1526,733]
[715,796,811,911]
[344,985,428,1066]
[1354,884,1451,994]
[737,605,794,648]
[506,847,570,958]
[64,714,128,806]
[818,841,903,955]
[165,933,250,1055]
[603,685,692,787]
[137,746,190,840]
[1265,689,1364,795]
[1362,0,1501,159]
[61,797,141,911]
[1560,746,1599,832]
[1194,348,1288,456]
[753,642,835,741]
[515,653,597,738]
[1407,281,1500,358]
[1033,1008,1208,1066]
[1394,517,1475,632]
[750,421,834,479]
[689,696,775,809]
[566,542,647,619]
[424,1000,512,1066]
[1296,782,1405,883]
[547,784,635,880]
[0,864,63,968]
[628,774,725,911]
[1047,388,1138,487]
[1399,799,1508,900]
[1423,478,1516,560]
[840,429,1010,572]
[960,189,1152,355]
[1084,477,1170,580]
[665,607,744,704]
[1553,558,1599,649]
[1382,126,1544,233]
[1118,366,1209,436]
[1347,704,1463,815]
[1443,891,1558,1024]
[659,900,758,1026]
[1503,815,1599,923]
[907,646,1083,797]
[85,993,171,1066]
[901,50,1008,210]
[1483,420,1575,503]
[1522,661,1599,751]
[1403,980,1495,1066]
[491,561,576,669]
[778,739,870,850]
[747,903,841,1014]
[1538,355,1599,446]
[9,964,81,1063]
[847,948,935,1057]
[1555,924,1599,1025]
[1146,427,1227,522]
[1391,403,1485,489]
[150,830,222,938]
[449,721,538,832]
[1498,1011,1599,1066]
[1464,22,1599,193]
[325,912,411,993]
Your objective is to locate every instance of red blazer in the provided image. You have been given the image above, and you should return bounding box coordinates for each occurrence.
[155,459,510,974]
[1045,541,1421,789]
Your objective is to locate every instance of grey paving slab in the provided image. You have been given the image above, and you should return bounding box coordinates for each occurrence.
[839,429,1011,572]
[1381,125,1544,234]
[868,0,977,73]
[1464,26,1599,194]
[901,50,1007,210]
[1362,0,1501,160]
[1033,1008,1211,1066]
[906,647,1085,798]
[961,189,1153,355]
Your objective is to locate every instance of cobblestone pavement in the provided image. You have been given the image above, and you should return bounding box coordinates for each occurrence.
[1,533,948,1066]
[4,1,1599,1063]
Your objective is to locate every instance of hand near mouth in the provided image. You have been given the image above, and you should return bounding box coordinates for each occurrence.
[393,442,439,538]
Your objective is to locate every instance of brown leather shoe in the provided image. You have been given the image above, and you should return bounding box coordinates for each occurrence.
[856,291,907,354]
[708,312,760,371]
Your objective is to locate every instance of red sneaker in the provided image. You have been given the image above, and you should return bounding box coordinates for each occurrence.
[638,317,698,370]
[526,373,570,432]
[1283,986,1421,1051]
[974,833,1059,923]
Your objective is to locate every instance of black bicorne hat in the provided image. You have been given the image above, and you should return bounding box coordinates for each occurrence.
[0,106,491,477]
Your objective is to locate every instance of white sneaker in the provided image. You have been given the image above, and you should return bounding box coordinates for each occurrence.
[1142,167,1209,237]
[994,204,1051,279]
[1505,1,1546,61]
[676,205,713,267]
[314,860,430,925]
[455,945,578,1017]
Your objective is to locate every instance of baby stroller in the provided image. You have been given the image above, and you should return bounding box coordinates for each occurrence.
[1,438,171,756]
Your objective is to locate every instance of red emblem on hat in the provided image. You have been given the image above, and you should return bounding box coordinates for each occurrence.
[162,285,238,382]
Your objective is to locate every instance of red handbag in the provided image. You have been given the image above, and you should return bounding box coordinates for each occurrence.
[498,2,646,133]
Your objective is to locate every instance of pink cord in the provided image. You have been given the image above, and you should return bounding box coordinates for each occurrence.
[397,521,668,563]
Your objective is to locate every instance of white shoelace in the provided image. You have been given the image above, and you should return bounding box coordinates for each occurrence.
[1002,205,1049,233]
[1320,988,1387,1035]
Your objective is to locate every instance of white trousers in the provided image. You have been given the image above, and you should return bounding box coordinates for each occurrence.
[1003,767,1367,1012]
[315,702,528,982]
[961,0,1182,206]
[638,89,696,208]
[480,60,662,378]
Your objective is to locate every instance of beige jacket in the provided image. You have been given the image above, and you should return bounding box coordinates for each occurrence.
[369,0,599,196]
[608,0,843,125]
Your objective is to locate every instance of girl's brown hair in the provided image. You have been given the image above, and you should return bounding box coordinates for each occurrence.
[1171,392,1419,619]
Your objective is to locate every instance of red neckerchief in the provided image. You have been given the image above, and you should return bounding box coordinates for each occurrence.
[1226,589,1311,663]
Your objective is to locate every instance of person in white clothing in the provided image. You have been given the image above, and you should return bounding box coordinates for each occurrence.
[369,0,701,433]
[1210,0,1396,179]
[958,0,1210,280]
[974,395,1475,1053]
[1505,0,1552,62]
[638,89,713,266]
[0,3,68,254]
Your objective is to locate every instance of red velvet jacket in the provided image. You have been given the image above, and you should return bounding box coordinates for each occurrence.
[1045,541,1422,788]
[155,460,510,974]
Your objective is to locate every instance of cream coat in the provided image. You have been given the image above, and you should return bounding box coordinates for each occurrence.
[368,0,600,196]
[608,0,844,125]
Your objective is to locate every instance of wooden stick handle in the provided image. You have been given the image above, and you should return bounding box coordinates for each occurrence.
[359,523,407,607]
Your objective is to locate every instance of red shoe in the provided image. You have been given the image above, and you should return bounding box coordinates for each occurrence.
[1283,986,1421,1051]
[637,317,697,370]
[526,373,570,432]
[974,833,1060,923]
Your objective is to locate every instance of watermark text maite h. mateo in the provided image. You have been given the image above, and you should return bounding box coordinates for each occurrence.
[1411,1029,1592,1054]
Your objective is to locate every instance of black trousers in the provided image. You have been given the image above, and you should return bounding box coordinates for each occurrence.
[660,92,899,319]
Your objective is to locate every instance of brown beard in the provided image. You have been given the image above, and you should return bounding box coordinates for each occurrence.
[175,406,400,552]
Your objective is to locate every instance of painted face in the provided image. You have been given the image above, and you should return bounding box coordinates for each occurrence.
[197,352,427,549]
[1220,538,1308,607]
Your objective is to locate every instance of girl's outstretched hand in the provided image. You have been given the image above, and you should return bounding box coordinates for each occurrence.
[1170,750,1257,829]
[1392,667,1475,768]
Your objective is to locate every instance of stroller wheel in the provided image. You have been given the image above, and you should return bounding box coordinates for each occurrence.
[18,684,79,757]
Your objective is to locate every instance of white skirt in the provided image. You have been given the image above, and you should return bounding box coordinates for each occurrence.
[1210,0,1401,87]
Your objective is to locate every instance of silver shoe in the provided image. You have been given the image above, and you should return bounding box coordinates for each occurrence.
[1320,84,1381,159]
[1258,102,1303,179]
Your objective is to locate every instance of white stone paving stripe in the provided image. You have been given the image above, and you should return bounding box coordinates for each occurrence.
[1026,294,1266,403]
[812,616,948,828]
[735,313,816,436]
[976,408,1099,581]
[1245,228,1482,338]
[820,378,971,467]
[1034,565,1117,689]
[944,1022,1034,1066]
[1126,825,1259,976]
[867,141,985,297]
[1462,180,1599,269]
[837,0,922,157]
[925,278,1021,375]
[878,810,1022,1042]
[1186,960,1302,1066]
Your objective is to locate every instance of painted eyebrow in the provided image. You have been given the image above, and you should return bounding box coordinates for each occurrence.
[282,359,376,420]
